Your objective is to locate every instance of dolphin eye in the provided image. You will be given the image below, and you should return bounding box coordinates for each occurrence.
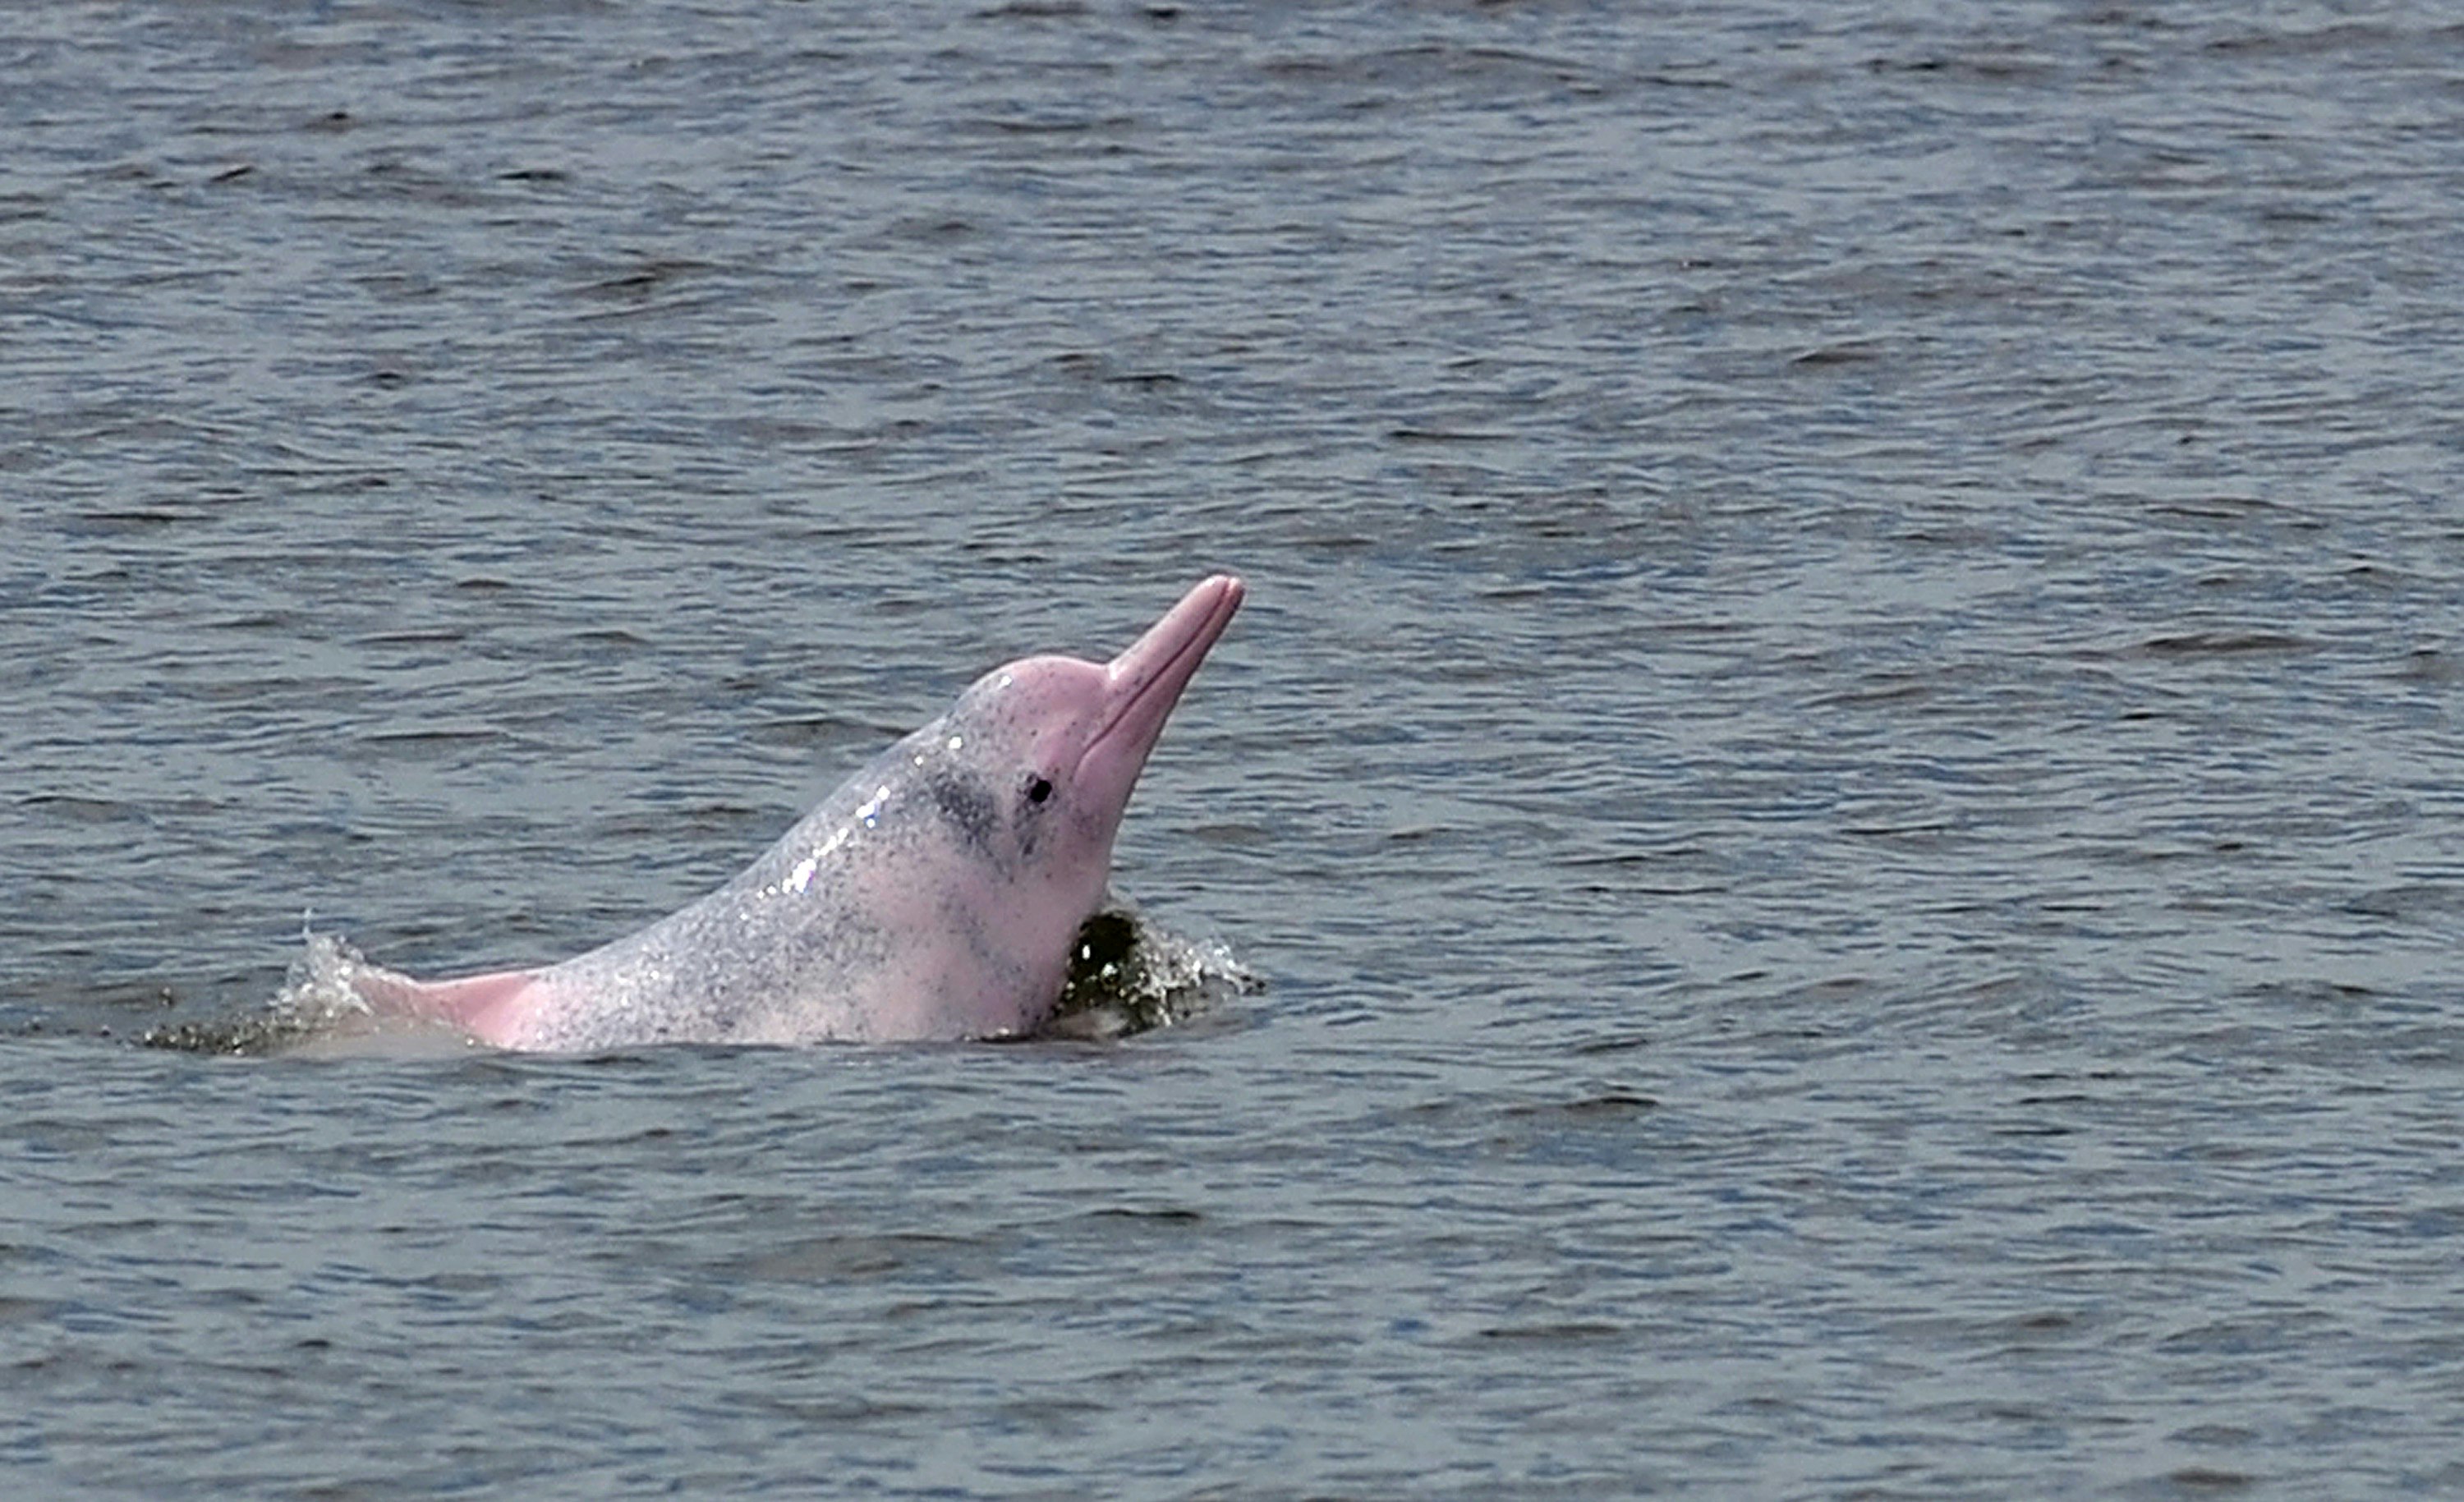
[1025,775,1054,807]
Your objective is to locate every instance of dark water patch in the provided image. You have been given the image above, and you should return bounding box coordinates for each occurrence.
[1477,1321,1627,1344]
[2131,632,2319,659]
[1499,1090,1659,1120]
[360,723,505,746]
[1083,1205,1205,1224]
[1568,1031,1651,1056]
[1789,341,1887,367]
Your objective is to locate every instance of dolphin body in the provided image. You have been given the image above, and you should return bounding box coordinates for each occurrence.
[348,576,1244,1051]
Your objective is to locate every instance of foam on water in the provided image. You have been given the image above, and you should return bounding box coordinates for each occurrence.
[140,931,431,1056]
[1043,903,1263,1040]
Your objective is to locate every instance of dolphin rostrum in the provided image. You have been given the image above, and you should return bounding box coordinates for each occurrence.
[346,575,1244,1050]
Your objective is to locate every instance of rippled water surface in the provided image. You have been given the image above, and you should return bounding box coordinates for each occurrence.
[8,2,2464,1496]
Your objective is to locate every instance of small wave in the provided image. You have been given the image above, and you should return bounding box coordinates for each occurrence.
[142,932,462,1056]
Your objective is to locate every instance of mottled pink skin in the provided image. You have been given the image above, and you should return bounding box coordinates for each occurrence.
[353,576,1244,1050]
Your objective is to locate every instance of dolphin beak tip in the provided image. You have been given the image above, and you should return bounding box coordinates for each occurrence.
[1094,574,1246,744]
[1193,572,1246,626]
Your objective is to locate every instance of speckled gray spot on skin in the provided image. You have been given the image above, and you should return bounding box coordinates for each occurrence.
[924,767,1001,861]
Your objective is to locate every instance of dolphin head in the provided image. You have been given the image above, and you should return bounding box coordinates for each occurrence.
[937,573,1244,876]
[893,575,1244,1030]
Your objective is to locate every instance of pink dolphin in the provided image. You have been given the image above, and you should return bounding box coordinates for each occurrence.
[348,575,1244,1050]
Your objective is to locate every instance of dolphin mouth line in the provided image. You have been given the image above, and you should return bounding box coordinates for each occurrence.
[1087,576,1244,763]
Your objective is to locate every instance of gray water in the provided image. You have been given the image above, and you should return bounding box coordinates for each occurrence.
[7,1,2464,1495]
